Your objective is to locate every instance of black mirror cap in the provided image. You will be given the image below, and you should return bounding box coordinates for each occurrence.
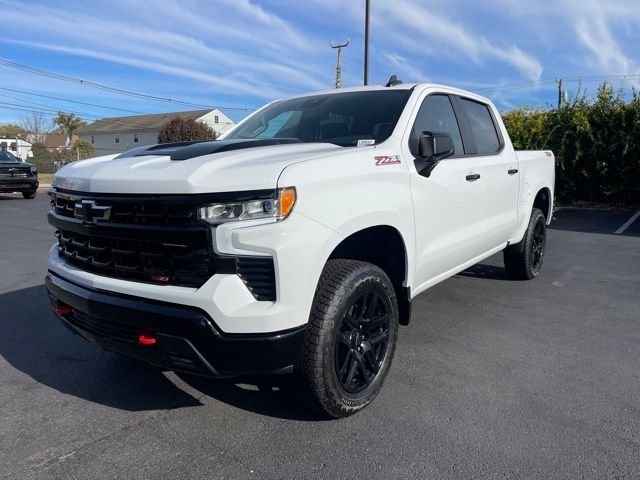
[418,131,454,160]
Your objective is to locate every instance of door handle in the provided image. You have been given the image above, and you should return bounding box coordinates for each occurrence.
[508,168,518,175]
[465,174,480,181]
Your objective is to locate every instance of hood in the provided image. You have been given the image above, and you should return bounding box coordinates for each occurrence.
[52,142,346,194]
[0,160,33,168]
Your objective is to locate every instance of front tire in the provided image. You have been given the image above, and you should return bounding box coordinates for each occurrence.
[296,259,399,418]
[503,208,546,280]
[22,190,37,199]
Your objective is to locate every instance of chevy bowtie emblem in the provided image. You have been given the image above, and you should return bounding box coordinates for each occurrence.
[74,200,111,224]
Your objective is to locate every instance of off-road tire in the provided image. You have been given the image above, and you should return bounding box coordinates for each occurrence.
[296,259,399,418]
[503,208,546,280]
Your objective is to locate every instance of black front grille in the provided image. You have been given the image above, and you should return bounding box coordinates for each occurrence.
[56,228,213,287]
[0,167,29,178]
[52,193,197,226]
[49,190,216,287]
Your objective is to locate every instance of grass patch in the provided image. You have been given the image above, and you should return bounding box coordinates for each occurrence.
[39,173,53,186]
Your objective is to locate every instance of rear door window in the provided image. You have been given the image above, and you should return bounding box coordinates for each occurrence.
[459,98,501,154]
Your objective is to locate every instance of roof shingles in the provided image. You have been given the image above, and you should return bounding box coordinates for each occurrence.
[76,109,214,135]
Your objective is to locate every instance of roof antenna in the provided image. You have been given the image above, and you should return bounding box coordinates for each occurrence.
[385,75,403,87]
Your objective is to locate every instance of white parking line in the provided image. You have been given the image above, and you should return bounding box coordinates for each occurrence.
[614,210,640,235]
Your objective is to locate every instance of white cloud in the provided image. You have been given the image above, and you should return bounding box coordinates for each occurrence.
[374,0,543,80]
[383,52,430,82]
[0,0,333,105]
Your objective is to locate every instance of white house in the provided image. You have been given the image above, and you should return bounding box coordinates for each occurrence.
[0,138,33,162]
[76,109,235,156]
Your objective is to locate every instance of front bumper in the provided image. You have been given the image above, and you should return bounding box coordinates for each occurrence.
[0,177,38,193]
[45,271,305,377]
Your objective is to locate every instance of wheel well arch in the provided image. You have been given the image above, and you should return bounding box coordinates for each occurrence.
[533,187,552,221]
[327,225,411,325]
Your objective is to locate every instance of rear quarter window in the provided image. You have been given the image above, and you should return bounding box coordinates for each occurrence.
[460,98,501,154]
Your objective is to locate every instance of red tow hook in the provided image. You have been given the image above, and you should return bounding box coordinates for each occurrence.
[55,305,72,315]
[138,331,158,346]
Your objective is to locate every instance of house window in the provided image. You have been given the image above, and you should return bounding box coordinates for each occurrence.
[134,133,139,143]
[90,135,95,144]
[115,135,120,144]
[214,115,219,124]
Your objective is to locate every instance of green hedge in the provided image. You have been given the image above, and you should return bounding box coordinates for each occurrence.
[29,140,96,174]
[30,143,55,174]
[502,83,640,205]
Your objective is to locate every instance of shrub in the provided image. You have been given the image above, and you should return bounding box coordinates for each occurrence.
[158,117,217,144]
[53,140,96,164]
[502,83,640,205]
[30,142,55,173]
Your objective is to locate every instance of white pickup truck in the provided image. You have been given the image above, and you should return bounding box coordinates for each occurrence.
[46,81,554,418]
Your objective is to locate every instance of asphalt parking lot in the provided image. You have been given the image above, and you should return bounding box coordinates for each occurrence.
[1,193,639,479]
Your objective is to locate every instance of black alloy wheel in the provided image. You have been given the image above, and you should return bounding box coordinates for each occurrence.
[335,289,390,394]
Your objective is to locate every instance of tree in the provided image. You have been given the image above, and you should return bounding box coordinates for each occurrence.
[0,124,27,139]
[19,112,53,142]
[30,142,55,173]
[158,117,217,144]
[53,139,96,164]
[53,112,87,142]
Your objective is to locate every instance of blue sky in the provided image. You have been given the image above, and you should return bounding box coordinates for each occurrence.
[1,0,639,125]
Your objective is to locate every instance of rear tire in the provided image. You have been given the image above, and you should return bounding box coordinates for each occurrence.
[296,259,399,418]
[22,190,37,199]
[503,208,546,280]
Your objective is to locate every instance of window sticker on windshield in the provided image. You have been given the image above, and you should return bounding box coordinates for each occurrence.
[375,155,401,166]
[357,139,375,147]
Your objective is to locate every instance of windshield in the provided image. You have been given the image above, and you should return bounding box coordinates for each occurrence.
[0,150,20,163]
[226,90,411,147]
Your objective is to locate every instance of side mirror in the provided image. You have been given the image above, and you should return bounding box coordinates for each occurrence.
[414,131,455,177]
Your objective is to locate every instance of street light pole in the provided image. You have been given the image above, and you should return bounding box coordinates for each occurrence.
[364,0,370,85]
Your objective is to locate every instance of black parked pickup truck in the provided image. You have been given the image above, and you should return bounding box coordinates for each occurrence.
[0,150,39,199]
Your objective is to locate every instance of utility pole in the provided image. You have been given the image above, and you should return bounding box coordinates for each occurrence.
[364,0,370,85]
[556,78,564,108]
[331,40,350,88]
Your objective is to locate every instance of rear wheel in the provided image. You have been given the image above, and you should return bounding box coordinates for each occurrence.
[503,208,546,280]
[296,259,399,418]
[22,190,37,199]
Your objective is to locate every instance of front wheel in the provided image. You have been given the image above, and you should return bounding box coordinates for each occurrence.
[296,259,399,418]
[503,208,546,280]
[22,190,37,199]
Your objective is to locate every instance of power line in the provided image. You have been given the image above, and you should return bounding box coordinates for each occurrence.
[0,95,104,120]
[0,87,148,115]
[473,75,640,94]
[0,104,237,131]
[0,58,255,112]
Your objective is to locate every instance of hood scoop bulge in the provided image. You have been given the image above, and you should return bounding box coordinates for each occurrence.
[115,138,303,161]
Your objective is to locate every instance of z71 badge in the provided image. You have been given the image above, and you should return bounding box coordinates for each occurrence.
[375,155,401,166]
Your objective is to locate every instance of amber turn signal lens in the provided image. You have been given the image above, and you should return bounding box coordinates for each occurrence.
[278,187,296,218]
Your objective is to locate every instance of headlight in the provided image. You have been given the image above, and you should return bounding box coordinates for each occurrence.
[198,187,296,225]
[30,167,37,176]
